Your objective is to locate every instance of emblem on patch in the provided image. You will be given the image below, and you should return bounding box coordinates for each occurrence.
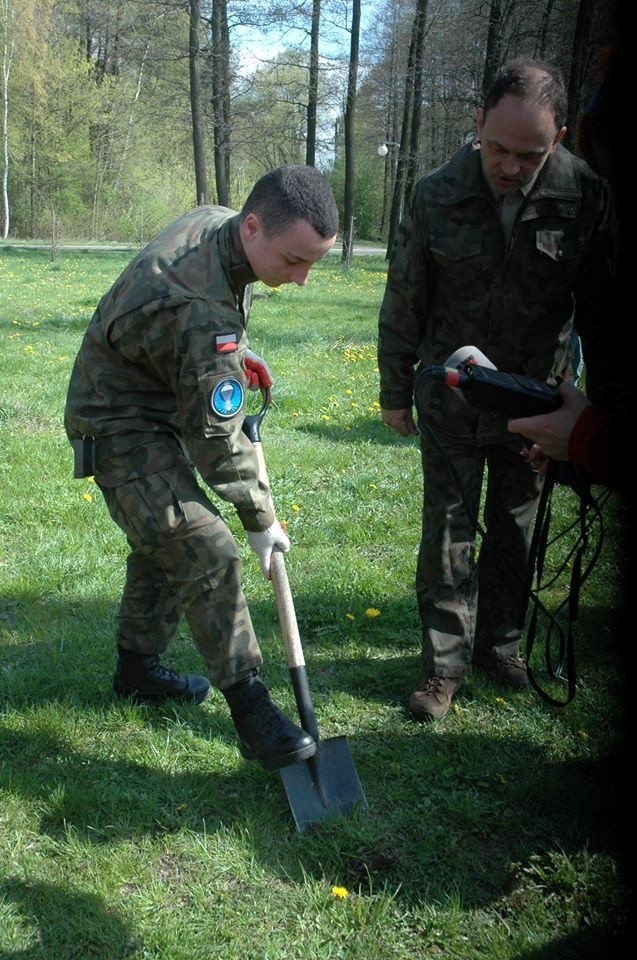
[210,377,244,418]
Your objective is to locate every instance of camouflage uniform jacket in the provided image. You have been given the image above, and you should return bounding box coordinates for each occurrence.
[378,141,614,443]
[64,206,275,532]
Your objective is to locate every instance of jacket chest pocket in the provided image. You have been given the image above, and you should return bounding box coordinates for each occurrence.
[535,229,581,262]
[429,226,483,263]
[429,227,489,301]
[529,228,584,300]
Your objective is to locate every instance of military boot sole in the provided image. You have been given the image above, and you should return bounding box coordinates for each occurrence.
[113,680,212,705]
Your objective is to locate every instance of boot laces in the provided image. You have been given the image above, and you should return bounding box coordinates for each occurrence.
[248,693,291,737]
[421,676,447,696]
[145,656,180,682]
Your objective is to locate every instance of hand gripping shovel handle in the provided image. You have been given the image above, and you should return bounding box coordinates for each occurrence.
[242,391,320,745]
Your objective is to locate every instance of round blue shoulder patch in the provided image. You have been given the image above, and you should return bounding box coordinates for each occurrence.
[210,377,245,418]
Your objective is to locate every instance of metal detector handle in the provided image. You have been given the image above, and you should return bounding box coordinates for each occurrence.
[242,391,321,744]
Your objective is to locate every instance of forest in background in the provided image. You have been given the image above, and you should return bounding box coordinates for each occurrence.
[1,0,615,246]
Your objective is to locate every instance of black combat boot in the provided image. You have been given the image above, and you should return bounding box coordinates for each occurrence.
[223,670,316,770]
[113,646,211,704]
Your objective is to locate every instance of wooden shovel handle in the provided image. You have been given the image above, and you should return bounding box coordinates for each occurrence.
[251,440,305,670]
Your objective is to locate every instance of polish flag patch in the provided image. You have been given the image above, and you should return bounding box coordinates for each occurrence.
[215,332,238,353]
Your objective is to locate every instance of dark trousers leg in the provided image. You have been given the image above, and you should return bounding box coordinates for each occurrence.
[99,461,263,689]
[416,428,485,677]
[474,440,544,659]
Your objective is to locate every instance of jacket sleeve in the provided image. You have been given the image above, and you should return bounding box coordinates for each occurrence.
[377,183,431,409]
[173,299,275,532]
[572,176,619,409]
[568,404,620,492]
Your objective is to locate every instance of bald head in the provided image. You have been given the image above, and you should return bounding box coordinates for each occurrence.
[484,59,567,132]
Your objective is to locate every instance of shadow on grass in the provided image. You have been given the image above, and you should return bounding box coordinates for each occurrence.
[0,879,134,960]
[510,927,632,960]
[0,716,629,908]
[0,591,630,929]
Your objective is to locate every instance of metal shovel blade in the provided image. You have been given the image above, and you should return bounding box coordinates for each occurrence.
[279,736,368,833]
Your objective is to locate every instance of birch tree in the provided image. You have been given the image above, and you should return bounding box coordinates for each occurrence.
[1,0,15,237]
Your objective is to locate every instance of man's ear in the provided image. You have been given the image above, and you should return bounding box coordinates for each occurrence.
[552,125,567,151]
[241,212,261,243]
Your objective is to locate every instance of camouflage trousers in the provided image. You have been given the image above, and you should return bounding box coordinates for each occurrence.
[416,425,543,678]
[98,457,262,689]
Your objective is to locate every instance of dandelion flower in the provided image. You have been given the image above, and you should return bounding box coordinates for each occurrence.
[365,607,381,618]
[83,492,93,503]
[292,504,300,512]
[331,886,349,900]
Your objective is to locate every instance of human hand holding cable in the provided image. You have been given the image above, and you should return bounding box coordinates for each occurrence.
[247,520,290,580]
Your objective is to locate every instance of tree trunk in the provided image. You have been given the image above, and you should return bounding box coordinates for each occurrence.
[564,0,595,151]
[386,0,428,257]
[306,0,320,166]
[482,0,503,99]
[1,0,15,239]
[535,0,555,59]
[405,0,428,196]
[189,0,208,205]
[211,0,230,206]
[341,0,360,265]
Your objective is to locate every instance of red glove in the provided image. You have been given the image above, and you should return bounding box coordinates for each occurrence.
[243,349,272,390]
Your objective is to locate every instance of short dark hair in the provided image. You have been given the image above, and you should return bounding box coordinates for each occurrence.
[241,165,339,239]
[484,58,567,130]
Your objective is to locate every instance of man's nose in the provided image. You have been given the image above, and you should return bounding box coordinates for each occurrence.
[500,153,521,176]
[291,263,311,286]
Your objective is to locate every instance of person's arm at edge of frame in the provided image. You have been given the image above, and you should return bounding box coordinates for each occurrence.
[507,381,620,491]
[377,184,430,438]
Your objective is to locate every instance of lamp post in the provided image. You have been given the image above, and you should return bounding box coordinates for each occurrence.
[377,141,401,157]
[377,141,401,253]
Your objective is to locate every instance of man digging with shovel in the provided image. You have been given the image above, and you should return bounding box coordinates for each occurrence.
[64,165,338,770]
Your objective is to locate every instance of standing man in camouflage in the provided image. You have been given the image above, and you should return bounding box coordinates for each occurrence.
[65,164,338,768]
[377,60,614,721]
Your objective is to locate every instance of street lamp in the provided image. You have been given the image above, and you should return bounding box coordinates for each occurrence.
[378,141,400,157]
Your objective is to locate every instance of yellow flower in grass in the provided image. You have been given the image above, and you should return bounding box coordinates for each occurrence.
[292,504,300,512]
[365,607,381,618]
[83,477,95,503]
[331,886,349,899]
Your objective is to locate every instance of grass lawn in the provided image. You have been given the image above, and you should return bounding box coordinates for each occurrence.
[0,245,630,959]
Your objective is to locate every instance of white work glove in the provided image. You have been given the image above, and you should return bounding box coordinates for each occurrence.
[243,349,273,390]
[247,520,290,580]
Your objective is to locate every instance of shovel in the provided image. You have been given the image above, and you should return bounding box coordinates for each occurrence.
[242,390,368,832]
